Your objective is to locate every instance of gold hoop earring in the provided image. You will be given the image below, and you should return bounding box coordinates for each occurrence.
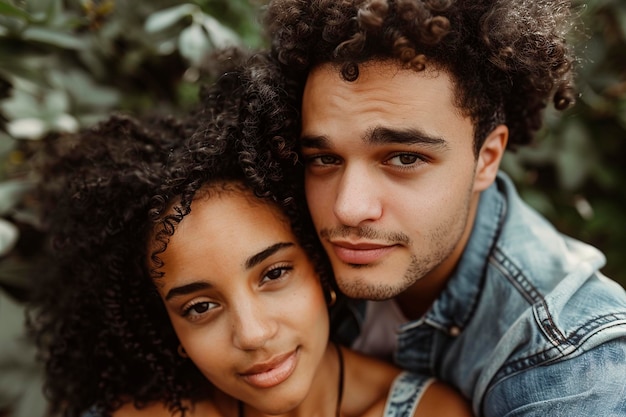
[178,344,189,359]
[328,288,337,307]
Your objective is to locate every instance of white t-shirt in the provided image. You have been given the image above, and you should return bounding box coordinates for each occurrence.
[351,299,407,359]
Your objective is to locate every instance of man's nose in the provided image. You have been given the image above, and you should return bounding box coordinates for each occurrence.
[333,165,383,227]
[231,301,278,351]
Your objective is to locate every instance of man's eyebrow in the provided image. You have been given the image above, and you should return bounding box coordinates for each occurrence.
[367,126,448,149]
[165,282,212,301]
[245,242,294,270]
[300,127,448,150]
[300,135,330,150]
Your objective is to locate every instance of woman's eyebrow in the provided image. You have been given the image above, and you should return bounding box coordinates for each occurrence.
[165,282,212,301]
[245,242,294,269]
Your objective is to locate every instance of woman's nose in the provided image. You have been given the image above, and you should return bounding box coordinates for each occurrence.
[231,301,278,351]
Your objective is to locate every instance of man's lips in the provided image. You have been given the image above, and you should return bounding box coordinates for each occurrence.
[330,241,397,265]
[240,349,298,389]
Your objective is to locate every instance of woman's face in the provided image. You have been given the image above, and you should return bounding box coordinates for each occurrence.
[154,187,329,413]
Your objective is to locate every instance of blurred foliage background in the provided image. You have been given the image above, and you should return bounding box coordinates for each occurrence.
[0,0,624,415]
[501,0,626,283]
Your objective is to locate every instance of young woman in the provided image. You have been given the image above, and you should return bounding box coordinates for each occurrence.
[29,52,472,417]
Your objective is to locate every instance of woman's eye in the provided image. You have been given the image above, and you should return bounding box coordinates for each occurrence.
[183,301,217,319]
[261,266,292,284]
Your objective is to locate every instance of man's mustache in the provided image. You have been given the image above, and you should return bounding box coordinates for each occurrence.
[319,225,411,245]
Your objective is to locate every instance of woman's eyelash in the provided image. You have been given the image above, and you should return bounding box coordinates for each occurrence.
[182,300,213,317]
[263,265,293,281]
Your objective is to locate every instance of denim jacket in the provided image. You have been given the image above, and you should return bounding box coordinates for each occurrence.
[333,172,626,416]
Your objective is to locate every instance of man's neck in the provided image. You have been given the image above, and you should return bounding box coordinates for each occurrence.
[395,192,481,321]
[395,271,451,320]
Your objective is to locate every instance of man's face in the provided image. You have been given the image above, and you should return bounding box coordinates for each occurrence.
[301,61,499,303]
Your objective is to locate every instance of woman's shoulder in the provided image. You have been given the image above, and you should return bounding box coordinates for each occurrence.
[340,346,400,416]
[340,347,472,417]
[341,345,399,381]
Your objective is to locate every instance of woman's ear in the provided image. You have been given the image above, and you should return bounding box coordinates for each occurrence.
[474,124,508,192]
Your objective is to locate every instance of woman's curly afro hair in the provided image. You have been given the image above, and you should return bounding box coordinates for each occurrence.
[265,0,579,153]
[28,50,330,417]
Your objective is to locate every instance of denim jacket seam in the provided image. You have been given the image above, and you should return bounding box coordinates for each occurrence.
[490,247,543,304]
[485,246,626,378]
[493,312,626,381]
[534,298,569,346]
[539,311,626,348]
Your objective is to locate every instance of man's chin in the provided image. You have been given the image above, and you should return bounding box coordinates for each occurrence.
[335,275,405,300]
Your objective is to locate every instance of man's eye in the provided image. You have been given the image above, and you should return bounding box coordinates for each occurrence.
[307,155,339,165]
[387,153,423,166]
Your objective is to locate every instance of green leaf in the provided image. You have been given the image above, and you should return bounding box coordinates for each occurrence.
[144,3,196,33]
[200,13,240,49]
[0,89,40,119]
[178,23,211,66]
[43,0,64,25]
[48,69,120,109]
[0,217,18,256]
[6,118,47,139]
[0,179,32,215]
[41,89,71,115]
[0,1,31,20]
[21,26,84,49]
[0,51,58,89]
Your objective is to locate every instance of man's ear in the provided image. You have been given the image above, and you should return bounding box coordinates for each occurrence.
[474,124,508,192]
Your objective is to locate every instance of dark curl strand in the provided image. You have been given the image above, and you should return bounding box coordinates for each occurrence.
[265,0,579,153]
[28,50,332,417]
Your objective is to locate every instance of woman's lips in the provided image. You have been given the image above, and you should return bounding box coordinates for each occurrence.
[330,242,397,265]
[240,349,299,389]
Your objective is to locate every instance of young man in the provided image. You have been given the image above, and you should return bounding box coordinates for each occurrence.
[264,0,626,415]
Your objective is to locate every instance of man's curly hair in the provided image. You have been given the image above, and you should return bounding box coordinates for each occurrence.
[265,0,579,153]
[28,51,330,417]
